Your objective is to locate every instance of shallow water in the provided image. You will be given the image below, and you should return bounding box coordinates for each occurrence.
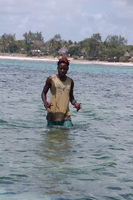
[0,59,133,200]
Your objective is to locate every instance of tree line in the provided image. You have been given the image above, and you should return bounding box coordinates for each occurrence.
[0,31,133,62]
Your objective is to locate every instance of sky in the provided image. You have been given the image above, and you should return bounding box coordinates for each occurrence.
[0,0,133,45]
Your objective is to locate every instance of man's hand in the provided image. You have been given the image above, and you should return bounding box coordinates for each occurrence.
[73,102,82,112]
[44,102,53,109]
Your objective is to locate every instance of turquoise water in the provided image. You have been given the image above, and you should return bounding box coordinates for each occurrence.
[0,59,133,200]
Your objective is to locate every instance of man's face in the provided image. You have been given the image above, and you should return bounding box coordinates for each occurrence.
[57,63,69,77]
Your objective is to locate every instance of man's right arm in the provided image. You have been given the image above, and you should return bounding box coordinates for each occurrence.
[41,76,52,109]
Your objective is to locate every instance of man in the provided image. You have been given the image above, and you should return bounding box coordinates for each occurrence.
[41,56,81,126]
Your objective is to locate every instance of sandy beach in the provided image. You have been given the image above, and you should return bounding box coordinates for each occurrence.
[0,55,133,67]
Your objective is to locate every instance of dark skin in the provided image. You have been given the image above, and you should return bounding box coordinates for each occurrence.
[41,63,82,111]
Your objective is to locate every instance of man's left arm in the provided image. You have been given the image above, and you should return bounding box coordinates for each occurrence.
[70,79,82,112]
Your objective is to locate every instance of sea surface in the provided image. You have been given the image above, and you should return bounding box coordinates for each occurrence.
[0,59,133,200]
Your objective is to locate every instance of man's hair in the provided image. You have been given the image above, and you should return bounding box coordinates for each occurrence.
[57,57,70,66]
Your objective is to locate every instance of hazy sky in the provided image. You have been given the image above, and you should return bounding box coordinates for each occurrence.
[0,0,133,44]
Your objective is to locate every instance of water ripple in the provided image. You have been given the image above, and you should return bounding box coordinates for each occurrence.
[1,60,133,199]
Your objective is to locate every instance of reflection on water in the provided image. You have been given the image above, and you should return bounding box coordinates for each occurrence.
[37,128,73,196]
[40,128,71,163]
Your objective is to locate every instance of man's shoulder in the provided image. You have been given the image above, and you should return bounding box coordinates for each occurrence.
[46,75,54,84]
[47,74,55,80]
[67,75,72,80]
[52,74,56,78]
[67,76,73,82]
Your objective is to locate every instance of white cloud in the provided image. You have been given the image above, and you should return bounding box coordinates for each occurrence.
[79,27,92,39]
[0,0,133,44]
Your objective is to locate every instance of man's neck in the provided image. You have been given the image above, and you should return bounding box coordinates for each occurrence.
[56,74,67,81]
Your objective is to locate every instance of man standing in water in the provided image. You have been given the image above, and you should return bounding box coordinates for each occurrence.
[41,57,82,126]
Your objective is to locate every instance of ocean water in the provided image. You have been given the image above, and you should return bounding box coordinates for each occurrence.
[0,59,133,200]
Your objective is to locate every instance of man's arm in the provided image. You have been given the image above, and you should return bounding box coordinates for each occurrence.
[70,79,82,112]
[41,76,53,109]
[70,79,74,102]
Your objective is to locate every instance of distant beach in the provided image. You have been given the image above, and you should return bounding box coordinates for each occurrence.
[0,54,133,67]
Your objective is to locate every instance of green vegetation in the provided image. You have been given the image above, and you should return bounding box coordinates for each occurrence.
[0,32,133,62]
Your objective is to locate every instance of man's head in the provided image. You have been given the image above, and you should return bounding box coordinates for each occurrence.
[57,57,70,77]
[57,57,70,67]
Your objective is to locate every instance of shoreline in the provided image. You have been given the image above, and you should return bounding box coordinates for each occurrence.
[0,55,133,67]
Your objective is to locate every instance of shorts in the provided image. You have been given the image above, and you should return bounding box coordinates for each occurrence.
[47,120,73,127]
